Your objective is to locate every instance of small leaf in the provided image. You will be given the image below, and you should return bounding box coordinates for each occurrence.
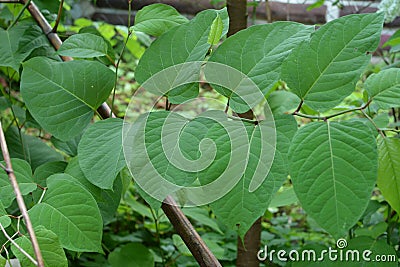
[58,33,108,58]
[135,9,222,103]
[282,13,384,111]
[0,159,36,208]
[1,126,64,170]
[289,121,377,238]
[377,137,400,214]
[51,134,81,157]
[267,90,301,115]
[208,15,223,45]
[364,68,400,109]
[28,174,103,252]
[21,57,115,140]
[0,201,11,228]
[33,161,67,187]
[12,226,67,267]
[108,243,154,267]
[132,3,188,37]
[78,118,125,190]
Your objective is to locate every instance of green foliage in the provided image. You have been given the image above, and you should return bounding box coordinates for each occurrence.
[0,2,399,266]
[132,3,188,37]
[21,57,115,140]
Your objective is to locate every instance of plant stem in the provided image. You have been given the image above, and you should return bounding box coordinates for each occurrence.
[7,0,31,30]
[0,121,44,267]
[52,0,64,33]
[292,99,372,121]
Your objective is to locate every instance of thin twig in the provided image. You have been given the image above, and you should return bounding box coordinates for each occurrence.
[0,223,38,266]
[7,0,31,29]
[361,110,385,138]
[292,99,372,120]
[0,122,44,267]
[52,0,64,33]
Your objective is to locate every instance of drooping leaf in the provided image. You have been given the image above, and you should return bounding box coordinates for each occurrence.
[108,243,154,267]
[281,13,384,112]
[20,57,115,140]
[78,118,125,190]
[377,137,400,214]
[12,226,68,267]
[0,201,11,228]
[51,134,81,157]
[132,4,188,37]
[288,121,378,239]
[65,157,122,225]
[58,33,108,58]
[0,22,34,72]
[364,68,400,109]
[135,9,224,103]
[182,207,223,234]
[28,174,103,252]
[33,161,67,187]
[2,126,64,170]
[0,159,36,208]
[267,90,301,115]
[210,115,297,238]
[207,22,313,113]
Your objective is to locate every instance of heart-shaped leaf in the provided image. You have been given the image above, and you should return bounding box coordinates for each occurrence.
[282,13,384,111]
[132,3,188,37]
[28,174,103,252]
[58,33,108,58]
[21,57,115,141]
[288,121,377,239]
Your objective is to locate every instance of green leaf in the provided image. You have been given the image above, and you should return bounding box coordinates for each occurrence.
[306,0,325,11]
[108,243,154,267]
[65,157,122,225]
[0,159,36,208]
[135,9,221,103]
[51,134,81,157]
[0,201,11,228]
[16,25,51,60]
[2,126,64,170]
[132,3,188,37]
[210,115,297,238]
[28,174,103,252]
[207,22,313,113]
[377,137,400,214]
[267,90,301,115]
[78,118,125,189]
[0,22,32,72]
[364,68,400,109]
[20,57,115,141]
[288,121,378,238]
[33,161,67,187]
[208,15,223,45]
[269,186,298,208]
[281,13,384,112]
[182,207,223,234]
[58,33,108,58]
[0,256,5,267]
[12,226,67,267]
